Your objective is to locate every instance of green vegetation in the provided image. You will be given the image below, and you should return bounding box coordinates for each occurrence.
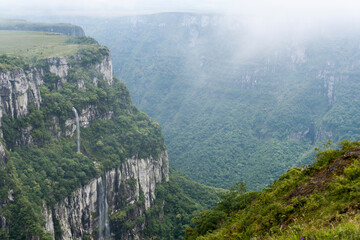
[0,18,84,36]
[84,13,360,190]
[0,30,98,61]
[104,168,224,240]
[0,55,27,71]
[0,29,224,239]
[0,41,165,238]
[185,140,360,239]
[143,170,225,239]
[170,170,225,209]
[107,169,224,240]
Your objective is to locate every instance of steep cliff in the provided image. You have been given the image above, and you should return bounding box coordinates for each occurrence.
[0,30,168,240]
[43,153,169,240]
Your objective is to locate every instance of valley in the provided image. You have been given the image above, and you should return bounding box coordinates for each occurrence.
[73,13,360,190]
[1,10,360,239]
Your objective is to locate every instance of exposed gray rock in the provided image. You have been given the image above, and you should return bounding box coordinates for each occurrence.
[64,118,76,137]
[47,57,69,84]
[0,68,42,119]
[95,53,114,86]
[43,151,169,240]
[0,142,6,165]
[0,50,113,119]
[316,66,347,105]
[0,49,168,240]
[0,215,7,231]
[42,203,55,240]
[101,111,114,121]
[64,105,114,136]
[80,105,97,128]
[0,51,115,145]
[77,79,86,89]
[16,125,34,147]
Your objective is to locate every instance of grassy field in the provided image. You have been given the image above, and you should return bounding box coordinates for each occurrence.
[0,18,85,37]
[0,30,96,59]
[0,18,79,29]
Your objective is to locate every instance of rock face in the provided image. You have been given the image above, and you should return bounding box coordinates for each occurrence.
[43,152,169,240]
[0,48,169,239]
[95,53,114,86]
[0,68,43,119]
[0,50,113,119]
[0,49,114,145]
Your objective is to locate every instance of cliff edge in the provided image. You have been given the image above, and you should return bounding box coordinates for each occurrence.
[0,29,168,240]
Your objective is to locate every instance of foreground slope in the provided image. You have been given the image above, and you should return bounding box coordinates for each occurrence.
[0,28,221,240]
[186,140,360,239]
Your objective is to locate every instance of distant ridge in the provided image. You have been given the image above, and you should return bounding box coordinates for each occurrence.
[0,18,85,36]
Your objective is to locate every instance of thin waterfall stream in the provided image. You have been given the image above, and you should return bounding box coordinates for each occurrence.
[72,107,80,153]
[98,173,111,239]
[72,107,110,238]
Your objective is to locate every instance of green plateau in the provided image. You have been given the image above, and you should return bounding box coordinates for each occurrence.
[0,18,85,36]
[0,30,98,68]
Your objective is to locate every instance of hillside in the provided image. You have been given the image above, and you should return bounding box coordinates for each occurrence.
[185,140,360,239]
[62,13,360,190]
[0,29,222,240]
[0,18,84,36]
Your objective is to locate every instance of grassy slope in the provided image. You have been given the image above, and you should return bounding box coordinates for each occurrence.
[186,140,360,239]
[0,30,96,59]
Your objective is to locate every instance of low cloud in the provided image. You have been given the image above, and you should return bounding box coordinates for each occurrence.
[1,0,360,18]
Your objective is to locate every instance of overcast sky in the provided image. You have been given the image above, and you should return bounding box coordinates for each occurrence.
[1,0,360,18]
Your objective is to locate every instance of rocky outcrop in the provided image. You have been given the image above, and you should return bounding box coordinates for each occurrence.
[0,49,114,145]
[317,69,339,105]
[0,47,168,240]
[95,53,114,86]
[79,106,97,128]
[47,57,69,80]
[0,52,113,119]
[316,62,349,105]
[43,152,169,240]
[0,68,43,119]
[63,105,114,138]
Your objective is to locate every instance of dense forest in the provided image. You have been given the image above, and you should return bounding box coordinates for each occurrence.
[61,13,360,190]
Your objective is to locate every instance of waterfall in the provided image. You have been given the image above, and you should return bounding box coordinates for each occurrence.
[98,173,111,240]
[72,107,80,153]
